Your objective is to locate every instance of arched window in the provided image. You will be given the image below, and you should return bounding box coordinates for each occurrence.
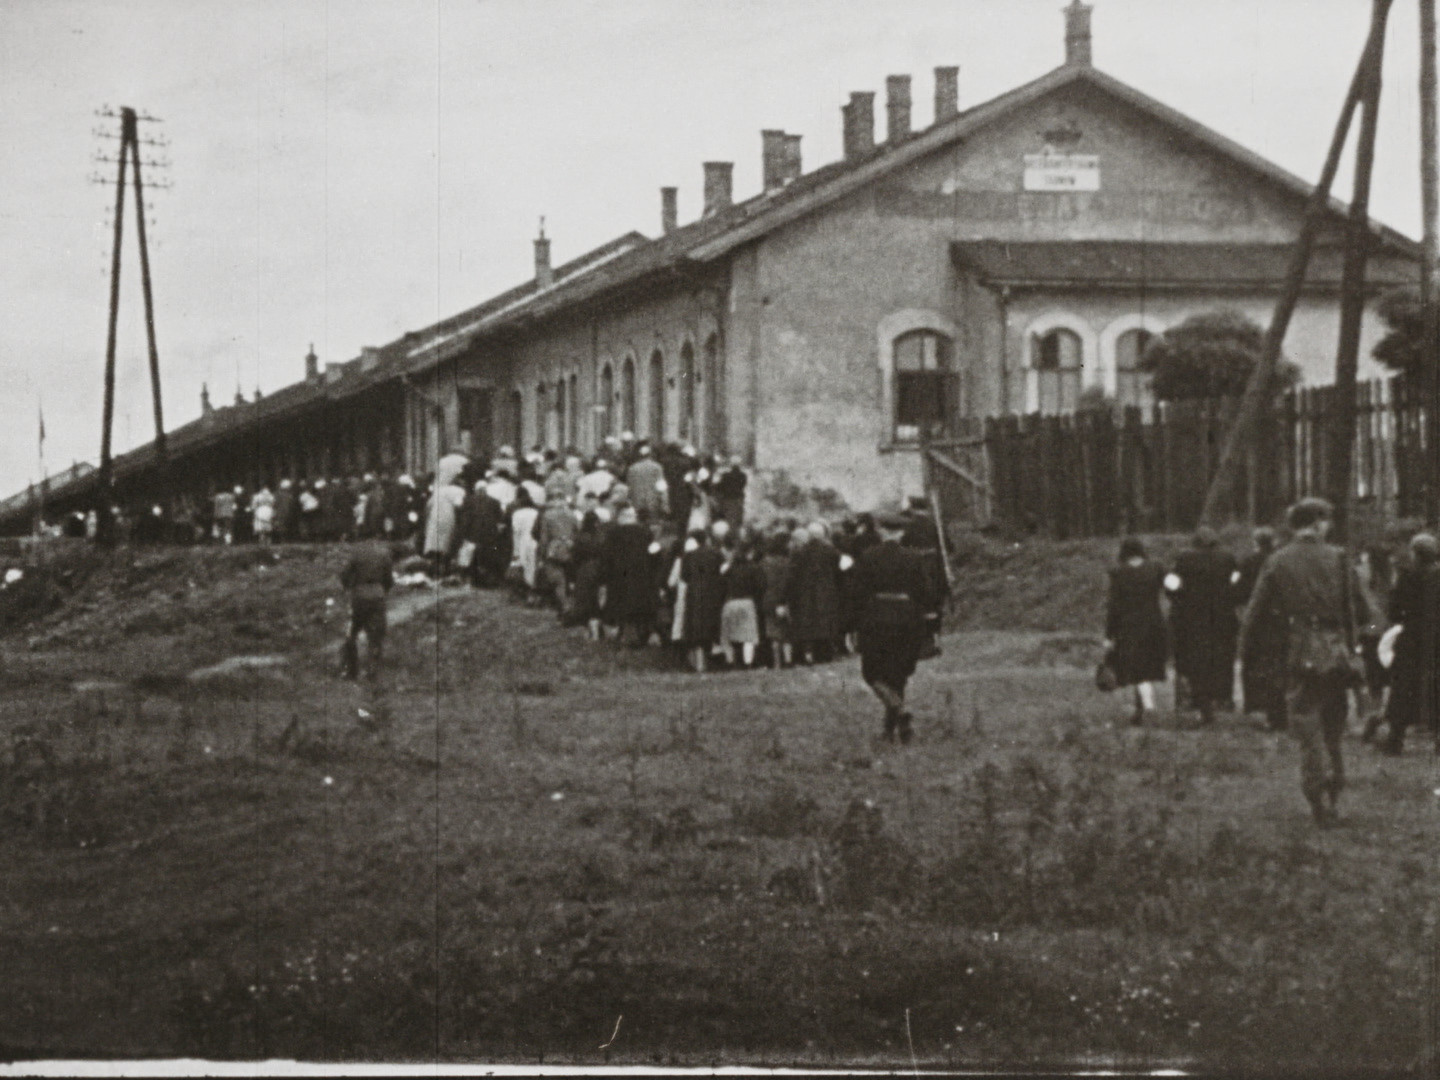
[620,356,637,435]
[567,373,578,448]
[647,350,666,439]
[1114,328,1155,409]
[703,333,725,453]
[892,329,956,443]
[598,363,614,441]
[1031,328,1083,414]
[534,383,547,449]
[679,341,697,443]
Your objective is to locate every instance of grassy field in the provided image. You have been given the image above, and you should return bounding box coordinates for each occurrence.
[0,539,1434,1069]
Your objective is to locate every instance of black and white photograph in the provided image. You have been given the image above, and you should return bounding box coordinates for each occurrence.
[0,0,1436,1072]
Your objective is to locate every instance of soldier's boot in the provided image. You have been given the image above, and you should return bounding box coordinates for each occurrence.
[897,711,914,745]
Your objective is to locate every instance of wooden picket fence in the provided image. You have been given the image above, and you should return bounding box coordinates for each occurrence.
[923,377,1431,539]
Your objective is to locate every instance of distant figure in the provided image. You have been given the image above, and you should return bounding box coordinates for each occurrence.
[1104,536,1169,726]
[1166,527,1238,725]
[1380,533,1439,754]
[712,456,748,529]
[339,541,394,680]
[213,488,236,545]
[601,504,657,645]
[852,512,942,744]
[679,528,725,672]
[720,541,765,668]
[251,486,276,546]
[1236,527,1285,730]
[625,443,668,524]
[1240,498,1368,826]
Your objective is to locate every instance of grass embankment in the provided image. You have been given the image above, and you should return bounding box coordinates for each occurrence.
[0,538,1433,1069]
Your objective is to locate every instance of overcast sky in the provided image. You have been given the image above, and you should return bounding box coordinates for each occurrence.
[0,0,1430,496]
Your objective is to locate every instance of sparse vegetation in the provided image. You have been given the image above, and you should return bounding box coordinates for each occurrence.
[0,538,1431,1069]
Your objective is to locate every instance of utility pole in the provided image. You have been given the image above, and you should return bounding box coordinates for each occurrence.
[89,106,171,544]
[1421,0,1439,524]
[1200,0,1392,526]
[1329,0,1392,543]
[96,114,129,545]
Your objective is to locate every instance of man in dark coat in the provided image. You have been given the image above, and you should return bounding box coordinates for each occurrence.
[713,456,748,529]
[901,496,949,656]
[459,481,506,586]
[658,443,695,532]
[852,513,941,743]
[1167,527,1239,725]
[602,505,659,644]
[1240,498,1369,826]
[1236,527,1285,730]
[1381,533,1439,754]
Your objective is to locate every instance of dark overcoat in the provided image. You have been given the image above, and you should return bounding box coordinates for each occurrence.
[1169,547,1240,702]
[787,538,842,645]
[680,546,725,645]
[1105,559,1169,686]
[602,522,657,624]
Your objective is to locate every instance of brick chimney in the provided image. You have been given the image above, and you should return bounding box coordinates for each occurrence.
[304,343,319,382]
[781,133,803,183]
[660,186,678,234]
[533,220,553,289]
[885,75,912,144]
[935,66,959,123]
[1064,1,1093,66]
[842,90,876,161]
[702,161,733,217]
[761,129,788,192]
[200,383,213,417]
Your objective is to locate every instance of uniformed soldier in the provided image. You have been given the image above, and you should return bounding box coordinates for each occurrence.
[852,512,942,743]
[340,540,395,680]
[1240,498,1369,826]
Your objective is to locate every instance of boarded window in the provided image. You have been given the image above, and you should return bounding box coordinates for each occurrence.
[893,329,956,443]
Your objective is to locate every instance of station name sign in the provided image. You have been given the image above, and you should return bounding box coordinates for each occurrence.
[1023,152,1100,191]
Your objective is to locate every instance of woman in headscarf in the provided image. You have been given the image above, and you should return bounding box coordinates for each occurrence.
[1105,536,1169,726]
[680,528,725,672]
[508,486,541,599]
[423,454,468,576]
[567,510,606,639]
[786,521,842,664]
[601,504,658,645]
[760,531,794,668]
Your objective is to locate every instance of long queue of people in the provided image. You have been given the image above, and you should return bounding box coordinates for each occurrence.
[1103,497,1438,827]
[416,439,948,675]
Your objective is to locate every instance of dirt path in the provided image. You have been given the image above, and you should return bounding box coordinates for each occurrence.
[186,581,465,682]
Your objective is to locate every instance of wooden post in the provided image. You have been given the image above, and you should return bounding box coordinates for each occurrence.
[97,111,131,545]
[1201,0,1391,526]
[1330,1,1390,542]
[130,121,166,459]
[1421,0,1439,523]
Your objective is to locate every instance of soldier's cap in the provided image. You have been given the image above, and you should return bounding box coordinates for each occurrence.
[1286,496,1334,530]
[1410,532,1438,560]
[875,512,910,531]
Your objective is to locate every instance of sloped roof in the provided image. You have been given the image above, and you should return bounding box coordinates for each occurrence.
[952,241,1422,289]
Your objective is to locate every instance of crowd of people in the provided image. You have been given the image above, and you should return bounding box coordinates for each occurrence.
[331,434,949,739]
[1104,497,1438,826]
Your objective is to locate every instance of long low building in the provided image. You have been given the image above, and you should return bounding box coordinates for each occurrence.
[3,2,1421,534]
